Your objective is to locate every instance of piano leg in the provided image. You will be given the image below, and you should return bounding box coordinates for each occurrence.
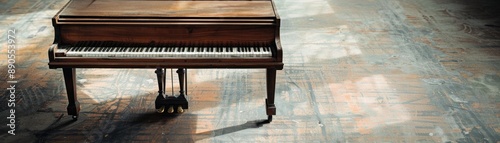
[155,68,166,113]
[265,68,277,123]
[175,68,188,113]
[63,68,80,120]
[176,68,185,96]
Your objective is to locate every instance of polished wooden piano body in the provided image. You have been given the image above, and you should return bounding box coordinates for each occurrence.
[49,0,283,122]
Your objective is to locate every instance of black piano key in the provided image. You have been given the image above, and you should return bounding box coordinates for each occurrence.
[110,42,116,52]
[94,42,102,52]
[80,41,90,52]
[114,43,120,52]
[88,41,97,51]
[128,44,134,52]
[135,47,145,53]
[106,43,113,52]
[126,44,132,52]
[73,42,81,52]
[105,41,112,52]
[92,42,98,52]
[140,45,146,52]
[96,41,103,52]
[98,42,105,52]
[74,41,84,52]
[94,41,101,52]
[101,44,107,52]
[120,44,126,52]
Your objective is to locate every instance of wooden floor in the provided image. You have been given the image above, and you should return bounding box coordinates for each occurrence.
[1,0,500,142]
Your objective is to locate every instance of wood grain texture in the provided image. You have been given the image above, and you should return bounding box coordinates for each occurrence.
[58,25,276,45]
[61,0,275,18]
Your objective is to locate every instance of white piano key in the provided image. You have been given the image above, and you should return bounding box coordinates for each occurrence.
[65,45,273,58]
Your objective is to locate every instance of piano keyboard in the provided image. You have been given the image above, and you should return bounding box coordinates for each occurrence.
[62,44,273,58]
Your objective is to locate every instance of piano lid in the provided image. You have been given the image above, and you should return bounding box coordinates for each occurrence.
[58,0,276,19]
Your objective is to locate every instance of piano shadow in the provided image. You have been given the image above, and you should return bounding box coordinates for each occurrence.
[101,112,269,142]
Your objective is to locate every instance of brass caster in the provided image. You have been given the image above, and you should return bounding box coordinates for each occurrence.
[177,106,184,113]
[167,106,174,113]
[156,106,165,113]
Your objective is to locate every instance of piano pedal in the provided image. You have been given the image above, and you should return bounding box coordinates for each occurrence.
[167,105,175,113]
[156,105,165,113]
[154,94,189,114]
[177,106,184,113]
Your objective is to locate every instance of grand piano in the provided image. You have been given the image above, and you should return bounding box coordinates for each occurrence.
[48,0,283,122]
